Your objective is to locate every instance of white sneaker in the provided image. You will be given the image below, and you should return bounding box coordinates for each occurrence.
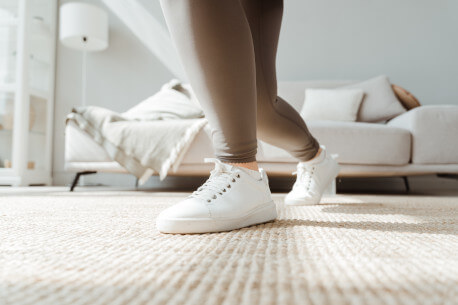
[285,146,340,206]
[156,158,277,234]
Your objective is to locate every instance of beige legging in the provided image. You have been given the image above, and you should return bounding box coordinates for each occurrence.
[160,0,320,163]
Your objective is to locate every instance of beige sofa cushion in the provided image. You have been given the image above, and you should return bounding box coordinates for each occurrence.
[340,75,406,122]
[258,120,411,166]
[387,105,458,164]
[65,120,112,163]
[301,89,364,122]
[277,81,353,112]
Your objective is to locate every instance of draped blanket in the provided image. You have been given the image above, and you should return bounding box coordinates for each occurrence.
[66,80,207,183]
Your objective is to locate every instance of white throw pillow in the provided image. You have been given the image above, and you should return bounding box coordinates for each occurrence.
[340,75,406,122]
[123,79,204,120]
[300,89,364,122]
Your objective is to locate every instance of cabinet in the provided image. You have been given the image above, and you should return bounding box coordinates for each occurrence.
[0,0,56,186]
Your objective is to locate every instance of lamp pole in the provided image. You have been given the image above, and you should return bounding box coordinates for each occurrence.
[81,36,87,107]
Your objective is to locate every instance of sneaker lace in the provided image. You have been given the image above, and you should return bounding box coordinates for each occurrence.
[292,163,316,190]
[189,158,240,202]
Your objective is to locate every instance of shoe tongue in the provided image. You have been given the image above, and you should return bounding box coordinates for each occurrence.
[214,161,233,173]
[216,161,261,180]
[206,159,234,176]
[206,158,261,180]
[236,167,262,180]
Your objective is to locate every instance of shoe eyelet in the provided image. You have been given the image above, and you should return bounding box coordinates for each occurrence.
[207,199,211,202]
[232,178,236,182]
[227,184,231,188]
[213,195,217,199]
[236,174,240,178]
[223,189,226,192]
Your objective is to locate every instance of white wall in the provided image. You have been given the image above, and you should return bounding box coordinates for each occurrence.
[278,0,458,106]
[53,0,458,186]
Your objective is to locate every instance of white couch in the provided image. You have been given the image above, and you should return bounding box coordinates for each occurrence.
[65,81,458,189]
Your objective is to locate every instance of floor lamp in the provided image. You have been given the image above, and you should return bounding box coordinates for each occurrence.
[59,2,109,107]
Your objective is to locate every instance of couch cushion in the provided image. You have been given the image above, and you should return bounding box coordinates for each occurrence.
[258,121,411,165]
[65,120,112,162]
[277,81,354,112]
[180,124,215,164]
[387,105,458,164]
[301,88,364,122]
[340,75,406,122]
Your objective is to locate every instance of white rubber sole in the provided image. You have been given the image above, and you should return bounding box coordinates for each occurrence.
[285,197,319,206]
[156,201,277,234]
[285,162,340,206]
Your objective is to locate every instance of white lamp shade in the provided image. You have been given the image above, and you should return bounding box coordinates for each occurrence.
[59,2,108,52]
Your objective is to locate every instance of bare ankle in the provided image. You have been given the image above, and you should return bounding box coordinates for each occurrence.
[227,161,259,171]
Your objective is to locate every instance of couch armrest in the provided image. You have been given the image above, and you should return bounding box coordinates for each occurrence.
[387,105,458,164]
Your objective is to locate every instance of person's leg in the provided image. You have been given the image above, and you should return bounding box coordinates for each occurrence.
[240,0,339,207]
[160,0,258,169]
[157,0,276,234]
[240,0,321,162]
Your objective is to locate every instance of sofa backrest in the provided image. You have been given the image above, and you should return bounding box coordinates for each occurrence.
[182,80,357,112]
[277,81,355,111]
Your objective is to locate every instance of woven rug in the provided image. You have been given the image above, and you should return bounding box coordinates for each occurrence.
[1,191,457,305]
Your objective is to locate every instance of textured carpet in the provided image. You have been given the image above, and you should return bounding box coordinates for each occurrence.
[1,191,457,305]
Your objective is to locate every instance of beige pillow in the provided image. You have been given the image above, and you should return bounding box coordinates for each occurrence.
[300,88,364,122]
[123,80,204,120]
[340,75,406,122]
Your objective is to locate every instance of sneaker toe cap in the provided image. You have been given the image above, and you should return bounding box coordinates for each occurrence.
[157,198,211,220]
[285,192,320,206]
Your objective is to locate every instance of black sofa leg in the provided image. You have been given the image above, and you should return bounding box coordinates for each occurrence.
[402,176,410,192]
[70,171,97,192]
[135,178,139,188]
[437,174,458,180]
